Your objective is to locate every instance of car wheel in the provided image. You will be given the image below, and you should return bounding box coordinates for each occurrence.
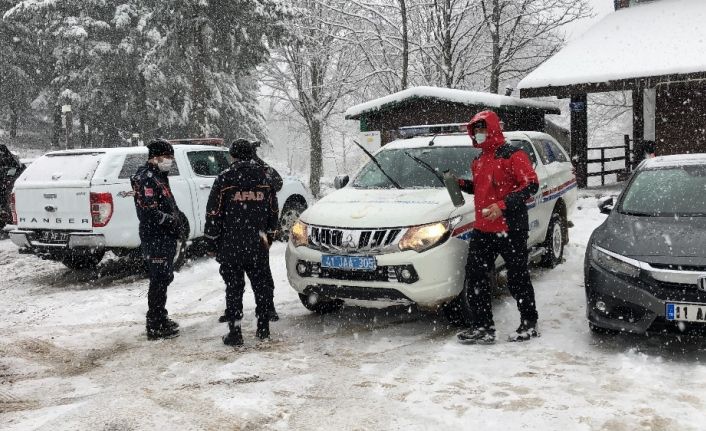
[279,200,307,242]
[61,250,106,270]
[589,322,620,336]
[298,293,343,314]
[540,212,565,268]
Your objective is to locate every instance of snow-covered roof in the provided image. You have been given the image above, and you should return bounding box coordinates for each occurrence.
[345,86,559,119]
[518,0,706,91]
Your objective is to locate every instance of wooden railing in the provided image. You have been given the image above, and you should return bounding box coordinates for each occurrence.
[585,135,638,185]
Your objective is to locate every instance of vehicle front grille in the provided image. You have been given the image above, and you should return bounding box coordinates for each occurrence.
[308,226,404,253]
[649,263,706,272]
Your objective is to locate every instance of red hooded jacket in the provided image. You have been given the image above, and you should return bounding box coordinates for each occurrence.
[458,111,539,233]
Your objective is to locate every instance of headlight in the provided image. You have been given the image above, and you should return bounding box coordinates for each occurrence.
[290,220,308,247]
[398,221,450,253]
[590,245,641,278]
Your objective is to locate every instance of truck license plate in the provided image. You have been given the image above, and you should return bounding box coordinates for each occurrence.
[666,302,706,322]
[321,255,377,271]
[38,231,70,243]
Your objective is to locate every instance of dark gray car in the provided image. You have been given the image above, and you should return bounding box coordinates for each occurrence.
[585,155,706,335]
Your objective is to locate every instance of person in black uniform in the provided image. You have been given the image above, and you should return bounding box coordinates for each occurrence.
[217,140,283,323]
[205,139,280,346]
[131,139,183,340]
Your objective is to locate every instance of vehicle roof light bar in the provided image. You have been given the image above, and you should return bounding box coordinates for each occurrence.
[398,123,468,138]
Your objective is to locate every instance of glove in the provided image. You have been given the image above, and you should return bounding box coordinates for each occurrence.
[162,214,181,236]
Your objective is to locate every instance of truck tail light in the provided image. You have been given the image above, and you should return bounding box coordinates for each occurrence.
[90,192,113,227]
[10,192,17,225]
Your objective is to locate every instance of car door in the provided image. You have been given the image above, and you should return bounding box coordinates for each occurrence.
[507,139,548,246]
[185,149,232,236]
[530,137,569,242]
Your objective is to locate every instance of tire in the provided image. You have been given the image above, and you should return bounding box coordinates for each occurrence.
[61,250,106,270]
[278,199,307,242]
[298,293,343,314]
[539,212,565,268]
[442,270,497,327]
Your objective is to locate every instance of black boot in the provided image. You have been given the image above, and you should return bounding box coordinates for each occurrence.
[457,326,496,345]
[223,321,243,346]
[508,320,539,342]
[218,313,227,323]
[268,307,279,322]
[146,321,179,340]
[162,317,179,330]
[256,318,270,340]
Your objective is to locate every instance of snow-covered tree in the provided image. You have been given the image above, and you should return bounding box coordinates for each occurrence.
[263,0,365,196]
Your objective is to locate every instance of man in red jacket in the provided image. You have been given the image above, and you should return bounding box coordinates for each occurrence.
[456,111,540,344]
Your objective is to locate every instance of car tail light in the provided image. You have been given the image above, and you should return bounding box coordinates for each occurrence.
[10,192,17,225]
[90,192,113,227]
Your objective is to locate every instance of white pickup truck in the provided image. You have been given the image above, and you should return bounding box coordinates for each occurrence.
[286,125,577,323]
[8,145,311,270]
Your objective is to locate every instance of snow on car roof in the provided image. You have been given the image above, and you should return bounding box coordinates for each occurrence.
[45,145,224,156]
[518,0,706,90]
[640,154,706,169]
[345,86,558,119]
[382,131,542,151]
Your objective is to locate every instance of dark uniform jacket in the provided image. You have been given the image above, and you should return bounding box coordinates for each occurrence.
[130,163,182,240]
[204,160,279,260]
[255,156,283,192]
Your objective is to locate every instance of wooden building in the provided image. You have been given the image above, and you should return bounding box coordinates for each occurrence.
[518,0,706,187]
[345,86,561,146]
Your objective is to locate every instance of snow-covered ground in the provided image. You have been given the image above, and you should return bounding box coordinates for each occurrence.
[2,189,706,430]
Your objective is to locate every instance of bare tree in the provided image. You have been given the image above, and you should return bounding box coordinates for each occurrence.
[479,0,592,93]
[262,0,365,197]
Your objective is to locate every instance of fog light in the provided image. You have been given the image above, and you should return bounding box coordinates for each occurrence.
[308,292,319,305]
[596,301,607,312]
[400,269,413,280]
[296,262,308,276]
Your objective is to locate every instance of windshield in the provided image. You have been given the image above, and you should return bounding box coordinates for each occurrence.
[353,146,480,189]
[619,165,706,217]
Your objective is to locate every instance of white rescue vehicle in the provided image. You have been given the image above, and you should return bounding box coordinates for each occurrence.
[286,124,577,322]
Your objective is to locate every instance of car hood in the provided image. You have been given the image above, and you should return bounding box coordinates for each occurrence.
[594,213,706,262]
[300,188,463,228]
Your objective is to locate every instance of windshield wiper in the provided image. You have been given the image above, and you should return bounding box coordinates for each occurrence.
[353,140,402,189]
[404,151,444,186]
[619,210,655,217]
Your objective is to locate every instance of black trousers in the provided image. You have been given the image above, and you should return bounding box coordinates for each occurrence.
[142,237,176,326]
[219,240,275,322]
[464,230,538,329]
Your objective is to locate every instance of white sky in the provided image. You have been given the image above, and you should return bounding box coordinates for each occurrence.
[563,0,616,41]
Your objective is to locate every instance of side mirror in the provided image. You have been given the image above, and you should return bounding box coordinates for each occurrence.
[334,175,349,189]
[442,170,465,208]
[598,196,615,215]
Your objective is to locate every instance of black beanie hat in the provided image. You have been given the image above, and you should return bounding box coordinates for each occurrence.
[230,138,256,160]
[147,139,174,159]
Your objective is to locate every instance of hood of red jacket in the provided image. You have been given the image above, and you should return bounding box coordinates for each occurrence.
[467,110,505,153]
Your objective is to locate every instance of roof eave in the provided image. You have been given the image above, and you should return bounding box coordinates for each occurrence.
[345,95,559,119]
[520,71,706,99]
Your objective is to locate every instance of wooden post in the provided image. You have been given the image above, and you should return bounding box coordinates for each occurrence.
[632,86,645,166]
[624,134,631,172]
[600,148,606,186]
[570,94,588,188]
[62,104,73,150]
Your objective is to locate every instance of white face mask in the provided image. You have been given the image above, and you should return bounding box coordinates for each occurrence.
[475,132,487,144]
[157,159,173,172]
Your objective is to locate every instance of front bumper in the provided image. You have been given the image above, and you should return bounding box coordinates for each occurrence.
[585,260,706,334]
[9,229,106,251]
[286,237,469,308]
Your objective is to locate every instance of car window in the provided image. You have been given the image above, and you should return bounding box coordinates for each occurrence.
[545,140,569,163]
[620,166,706,217]
[353,146,480,189]
[118,153,180,178]
[509,140,538,166]
[187,151,231,176]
